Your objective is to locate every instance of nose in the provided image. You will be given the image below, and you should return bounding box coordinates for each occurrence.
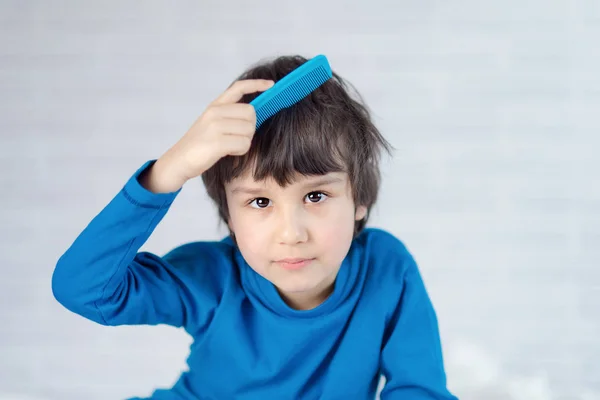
[275,205,308,245]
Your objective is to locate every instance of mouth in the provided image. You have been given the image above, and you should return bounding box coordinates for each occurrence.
[274,258,315,270]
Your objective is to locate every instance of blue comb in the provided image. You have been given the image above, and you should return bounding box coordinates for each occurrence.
[250,54,333,129]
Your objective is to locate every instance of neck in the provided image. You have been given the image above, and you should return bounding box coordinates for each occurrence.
[277,273,337,311]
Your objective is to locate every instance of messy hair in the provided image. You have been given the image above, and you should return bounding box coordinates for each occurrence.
[201,54,392,237]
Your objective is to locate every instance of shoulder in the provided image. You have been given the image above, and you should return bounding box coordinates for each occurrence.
[355,227,418,282]
[158,236,237,284]
[163,237,235,264]
[355,228,431,324]
[357,227,408,250]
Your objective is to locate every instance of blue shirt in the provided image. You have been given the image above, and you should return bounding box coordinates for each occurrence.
[52,160,458,400]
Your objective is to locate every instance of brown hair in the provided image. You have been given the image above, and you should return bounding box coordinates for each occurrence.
[201,55,392,237]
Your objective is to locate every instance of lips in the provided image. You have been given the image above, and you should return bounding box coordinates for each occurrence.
[275,258,315,270]
[276,258,312,263]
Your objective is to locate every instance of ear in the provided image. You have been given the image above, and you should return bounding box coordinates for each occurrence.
[354,205,367,221]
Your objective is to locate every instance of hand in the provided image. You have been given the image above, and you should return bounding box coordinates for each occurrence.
[141,79,274,193]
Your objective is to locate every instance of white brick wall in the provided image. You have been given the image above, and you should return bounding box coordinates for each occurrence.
[1,1,598,399]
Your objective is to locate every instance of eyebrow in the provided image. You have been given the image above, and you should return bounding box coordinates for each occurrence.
[230,176,345,196]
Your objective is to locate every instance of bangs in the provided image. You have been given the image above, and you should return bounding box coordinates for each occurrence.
[214,91,353,186]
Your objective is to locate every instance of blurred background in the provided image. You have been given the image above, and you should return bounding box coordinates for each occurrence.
[1,1,599,399]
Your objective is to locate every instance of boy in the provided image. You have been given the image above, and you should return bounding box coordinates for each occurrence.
[52,55,458,399]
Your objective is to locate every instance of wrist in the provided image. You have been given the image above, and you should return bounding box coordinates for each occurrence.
[141,157,187,194]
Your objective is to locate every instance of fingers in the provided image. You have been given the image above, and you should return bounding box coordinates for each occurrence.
[212,79,274,106]
[206,103,257,124]
[218,132,252,156]
[212,118,256,137]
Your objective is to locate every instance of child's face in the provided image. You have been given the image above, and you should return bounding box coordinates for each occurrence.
[225,169,366,311]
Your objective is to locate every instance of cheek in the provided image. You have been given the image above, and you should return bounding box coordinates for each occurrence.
[230,211,262,244]
[313,203,356,255]
[234,229,268,275]
[229,210,271,268]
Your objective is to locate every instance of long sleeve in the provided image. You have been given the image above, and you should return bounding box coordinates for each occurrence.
[379,256,459,400]
[52,160,196,328]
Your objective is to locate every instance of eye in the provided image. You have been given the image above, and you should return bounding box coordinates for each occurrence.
[305,191,328,203]
[249,197,271,209]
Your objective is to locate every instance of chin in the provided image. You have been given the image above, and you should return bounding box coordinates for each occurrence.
[273,278,321,294]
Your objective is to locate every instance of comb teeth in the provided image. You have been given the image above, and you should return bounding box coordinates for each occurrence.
[250,55,333,129]
[256,66,329,128]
